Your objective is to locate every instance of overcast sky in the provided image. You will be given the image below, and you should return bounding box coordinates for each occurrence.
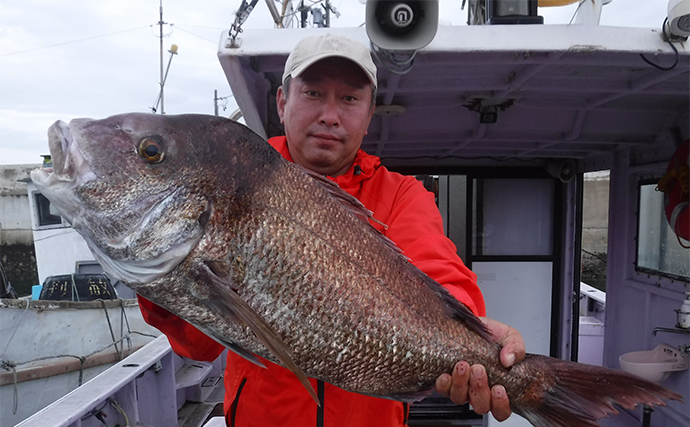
[0,0,670,165]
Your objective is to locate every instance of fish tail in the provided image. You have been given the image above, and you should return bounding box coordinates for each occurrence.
[512,354,683,427]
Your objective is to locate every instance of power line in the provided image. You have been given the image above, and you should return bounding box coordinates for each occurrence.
[173,23,226,30]
[173,25,218,44]
[0,26,151,57]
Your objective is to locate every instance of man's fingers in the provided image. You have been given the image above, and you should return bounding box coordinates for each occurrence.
[500,341,522,368]
[467,364,491,414]
[435,373,451,395]
[481,317,526,368]
[446,361,470,404]
[490,385,511,421]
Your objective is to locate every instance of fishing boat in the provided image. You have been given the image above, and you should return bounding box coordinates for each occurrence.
[13,1,690,426]
[0,181,161,425]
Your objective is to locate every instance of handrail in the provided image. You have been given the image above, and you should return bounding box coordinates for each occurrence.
[16,336,177,427]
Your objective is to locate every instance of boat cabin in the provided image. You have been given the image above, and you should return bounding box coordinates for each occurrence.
[216,4,690,426]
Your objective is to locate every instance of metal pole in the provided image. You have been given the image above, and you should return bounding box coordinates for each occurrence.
[152,45,177,114]
[162,46,177,87]
[300,0,308,28]
[325,0,330,27]
[642,405,652,427]
[573,0,611,25]
[214,90,219,116]
[265,0,283,27]
[159,0,165,114]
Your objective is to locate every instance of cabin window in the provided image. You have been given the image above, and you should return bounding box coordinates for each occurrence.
[636,182,690,280]
[35,193,62,226]
[472,178,554,257]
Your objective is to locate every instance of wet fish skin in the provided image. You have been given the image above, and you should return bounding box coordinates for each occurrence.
[31,113,683,426]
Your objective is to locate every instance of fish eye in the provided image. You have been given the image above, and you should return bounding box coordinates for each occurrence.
[138,136,165,163]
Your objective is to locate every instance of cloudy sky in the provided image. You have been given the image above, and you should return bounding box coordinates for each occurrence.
[0,0,670,165]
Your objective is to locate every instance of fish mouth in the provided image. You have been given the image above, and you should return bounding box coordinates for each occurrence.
[31,120,95,189]
[30,119,97,223]
[48,120,73,176]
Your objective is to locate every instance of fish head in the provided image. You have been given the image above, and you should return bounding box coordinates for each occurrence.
[30,113,216,285]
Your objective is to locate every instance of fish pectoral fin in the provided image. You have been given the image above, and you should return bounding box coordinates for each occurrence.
[380,388,435,403]
[193,261,321,407]
[205,259,233,283]
[215,338,267,369]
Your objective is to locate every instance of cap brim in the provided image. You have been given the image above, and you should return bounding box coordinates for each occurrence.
[286,53,377,87]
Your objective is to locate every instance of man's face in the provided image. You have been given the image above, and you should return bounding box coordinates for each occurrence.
[277,57,375,177]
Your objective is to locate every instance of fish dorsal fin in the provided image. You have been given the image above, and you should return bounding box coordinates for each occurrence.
[295,164,406,256]
[422,273,493,342]
[193,261,320,406]
[297,164,491,341]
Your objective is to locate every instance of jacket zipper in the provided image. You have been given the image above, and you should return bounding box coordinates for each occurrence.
[316,380,325,427]
[229,378,247,427]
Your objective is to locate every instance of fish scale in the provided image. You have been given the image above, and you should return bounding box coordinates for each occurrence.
[31,113,683,427]
[230,195,451,392]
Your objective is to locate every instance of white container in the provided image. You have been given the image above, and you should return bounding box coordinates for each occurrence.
[676,291,690,329]
[579,316,605,366]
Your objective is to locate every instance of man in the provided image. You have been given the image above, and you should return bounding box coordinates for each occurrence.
[139,33,525,426]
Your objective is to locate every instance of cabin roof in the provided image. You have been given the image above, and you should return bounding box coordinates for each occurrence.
[218,25,690,172]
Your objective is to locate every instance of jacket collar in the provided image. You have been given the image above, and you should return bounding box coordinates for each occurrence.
[268,136,381,192]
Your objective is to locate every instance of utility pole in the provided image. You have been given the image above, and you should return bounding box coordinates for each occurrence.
[151,1,177,114]
[159,0,166,114]
[214,90,219,116]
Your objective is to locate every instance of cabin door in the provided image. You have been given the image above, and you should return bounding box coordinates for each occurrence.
[437,173,573,427]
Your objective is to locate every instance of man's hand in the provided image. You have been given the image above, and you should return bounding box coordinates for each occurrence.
[435,317,525,421]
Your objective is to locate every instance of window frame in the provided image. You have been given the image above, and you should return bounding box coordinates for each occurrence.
[634,178,690,282]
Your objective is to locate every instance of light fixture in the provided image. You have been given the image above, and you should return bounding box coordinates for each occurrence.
[479,106,498,124]
[462,97,515,125]
[546,159,577,183]
[666,0,690,39]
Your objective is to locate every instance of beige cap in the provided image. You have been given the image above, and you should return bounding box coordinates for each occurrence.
[282,33,377,88]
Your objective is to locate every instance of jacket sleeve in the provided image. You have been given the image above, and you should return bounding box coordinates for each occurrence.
[137,295,225,362]
[372,175,486,317]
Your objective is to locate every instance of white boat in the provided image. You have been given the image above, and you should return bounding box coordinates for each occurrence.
[0,298,160,427]
[13,1,690,426]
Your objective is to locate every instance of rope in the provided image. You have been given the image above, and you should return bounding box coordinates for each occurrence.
[0,299,159,415]
[1,360,19,414]
[99,299,122,360]
[0,331,159,415]
[656,163,689,194]
[0,298,30,358]
[120,299,133,355]
[110,398,131,426]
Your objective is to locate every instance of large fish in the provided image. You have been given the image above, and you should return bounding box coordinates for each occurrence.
[31,113,682,427]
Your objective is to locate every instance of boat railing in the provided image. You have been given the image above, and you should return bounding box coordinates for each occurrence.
[580,282,606,322]
[578,282,607,366]
[15,335,227,427]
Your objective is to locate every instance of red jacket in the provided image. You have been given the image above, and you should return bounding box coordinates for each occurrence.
[138,136,485,427]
